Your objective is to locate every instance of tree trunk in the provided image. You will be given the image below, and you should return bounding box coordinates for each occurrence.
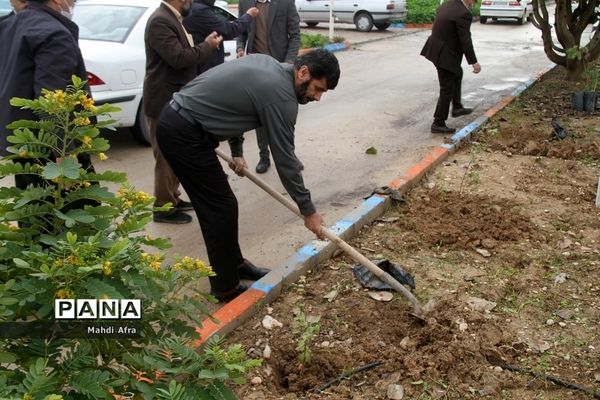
[565,57,585,80]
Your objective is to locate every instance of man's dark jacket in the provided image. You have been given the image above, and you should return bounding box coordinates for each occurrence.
[0,10,15,23]
[420,0,477,75]
[143,3,213,119]
[183,0,252,75]
[0,2,87,156]
[236,0,300,63]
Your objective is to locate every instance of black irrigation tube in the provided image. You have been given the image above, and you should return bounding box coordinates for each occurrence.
[309,361,383,394]
[496,363,600,399]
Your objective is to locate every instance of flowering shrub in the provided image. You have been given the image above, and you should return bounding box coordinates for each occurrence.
[0,76,259,399]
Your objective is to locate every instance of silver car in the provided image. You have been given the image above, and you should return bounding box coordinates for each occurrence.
[295,0,407,32]
[479,0,532,24]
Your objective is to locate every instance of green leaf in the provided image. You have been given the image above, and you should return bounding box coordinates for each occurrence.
[0,352,17,363]
[68,370,111,399]
[84,170,127,183]
[13,186,53,209]
[90,137,110,152]
[64,209,96,224]
[41,157,81,180]
[206,381,237,400]
[85,277,128,299]
[13,258,30,268]
[365,146,377,155]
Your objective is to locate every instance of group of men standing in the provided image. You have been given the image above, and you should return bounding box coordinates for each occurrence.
[0,0,481,302]
[147,0,301,225]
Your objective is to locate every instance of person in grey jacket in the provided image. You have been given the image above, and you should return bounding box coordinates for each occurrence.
[156,50,340,302]
[236,0,301,174]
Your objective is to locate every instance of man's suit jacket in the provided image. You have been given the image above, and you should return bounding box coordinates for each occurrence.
[183,0,252,74]
[143,3,212,119]
[236,0,300,63]
[420,0,477,75]
[0,3,88,156]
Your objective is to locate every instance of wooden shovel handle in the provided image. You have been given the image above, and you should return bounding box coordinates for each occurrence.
[215,148,423,315]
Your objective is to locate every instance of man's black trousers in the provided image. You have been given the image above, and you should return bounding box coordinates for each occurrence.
[156,105,244,293]
[434,66,463,125]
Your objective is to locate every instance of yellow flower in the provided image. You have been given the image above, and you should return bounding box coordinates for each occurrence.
[146,235,154,241]
[65,255,81,266]
[81,135,92,147]
[150,260,161,271]
[140,252,150,261]
[98,152,108,161]
[53,259,63,268]
[82,181,91,187]
[55,289,73,299]
[171,256,214,275]
[80,95,96,111]
[137,191,150,202]
[54,90,66,104]
[74,116,91,126]
[102,261,112,276]
[18,150,28,158]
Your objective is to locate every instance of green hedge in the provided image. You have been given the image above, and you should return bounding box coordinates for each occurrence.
[406,0,439,24]
[405,0,481,24]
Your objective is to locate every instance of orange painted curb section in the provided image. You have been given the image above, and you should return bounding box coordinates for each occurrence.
[402,146,449,182]
[195,288,266,346]
[485,96,513,117]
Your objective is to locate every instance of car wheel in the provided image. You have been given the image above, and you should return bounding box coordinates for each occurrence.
[480,16,487,24]
[305,21,318,27]
[375,22,391,30]
[131,105,151,146]
[354,12,374,32]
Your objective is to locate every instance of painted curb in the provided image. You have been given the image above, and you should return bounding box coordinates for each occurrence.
[195,62,557,346]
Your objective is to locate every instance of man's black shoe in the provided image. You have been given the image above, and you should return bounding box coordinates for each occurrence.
[238,259,270,281]
[153,210,192,224]
[175,200,193,212]
[431,123,456,134]
[210,284,249,303]
[451,107,473,118]
[255,158,270,174]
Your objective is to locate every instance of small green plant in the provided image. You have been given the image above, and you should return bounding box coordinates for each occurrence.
[584,64,600,91]
[291,276,321,365]
[300,32,329,49]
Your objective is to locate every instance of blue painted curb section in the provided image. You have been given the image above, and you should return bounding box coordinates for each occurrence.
[195,63,557,344]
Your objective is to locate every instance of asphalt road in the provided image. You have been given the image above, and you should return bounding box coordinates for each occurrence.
[7,20,553,294]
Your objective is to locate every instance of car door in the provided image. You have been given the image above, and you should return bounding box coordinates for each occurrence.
[296,0,330,22]
[331,0,358,24]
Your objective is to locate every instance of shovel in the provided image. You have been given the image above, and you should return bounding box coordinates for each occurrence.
[215,149,424,316]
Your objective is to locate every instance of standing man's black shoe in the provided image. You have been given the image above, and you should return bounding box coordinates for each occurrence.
[175,200,194,212]
[451,107,473,118]
[210,284,249,303]
[153,210,192,224]
[255,158,270,174]
[430,123,456,134]
[238,259,270,280]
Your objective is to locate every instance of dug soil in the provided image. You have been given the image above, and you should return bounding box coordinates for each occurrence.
[228,65,600,399]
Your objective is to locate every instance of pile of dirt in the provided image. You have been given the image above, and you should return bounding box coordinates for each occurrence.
[228,65,600,400]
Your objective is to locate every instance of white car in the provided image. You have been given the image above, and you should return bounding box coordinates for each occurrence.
[295,0,407,32]
[73,0,237,145]
[479,0,533,24]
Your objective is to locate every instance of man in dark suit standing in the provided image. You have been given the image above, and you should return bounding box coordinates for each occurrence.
[236,0,300,173]
[183,0,258,75]
[421,0,481,134]
[143,0,221,224]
